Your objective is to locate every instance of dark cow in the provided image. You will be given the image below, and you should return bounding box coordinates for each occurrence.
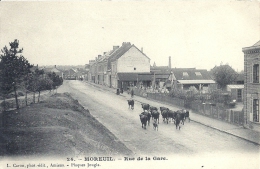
[160,107,168,113]
[149,106,158,120]
[176,110,186,125]
[183,109,190,122]
[168,110,177,123]
[161,109,169,124]
[139,113,148,129]
[151,109,160,124]
[127,100,134,110]
[150,106,158,112]
[141,103,150,111]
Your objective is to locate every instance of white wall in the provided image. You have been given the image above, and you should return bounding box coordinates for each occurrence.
[117,46,150,73]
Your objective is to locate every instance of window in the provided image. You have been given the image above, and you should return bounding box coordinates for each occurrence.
[134,67,136,70]
[253,99,259,122]
[195,72,202,76]
[237,89,242,102]
[183,72,189,77]
[253,64,259,83]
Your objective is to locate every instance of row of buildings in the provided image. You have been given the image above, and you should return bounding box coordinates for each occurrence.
[85,42,215,94]
[85,40,259,132]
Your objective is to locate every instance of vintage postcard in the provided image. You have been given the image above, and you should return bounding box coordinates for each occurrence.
[0,0,259,169]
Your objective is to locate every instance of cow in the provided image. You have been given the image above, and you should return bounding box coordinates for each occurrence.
[168,110,177,123]
[150,106,158,112]
[139,113,148,129]
[151,109,160,124]
[141,103,150,111]
[183,109,190,122]
[176,110,186,125]
[160,107,169,114]
[153,120,158,131]
[127,100,134,110]
[149,106,158,120]
[161,109,169,124]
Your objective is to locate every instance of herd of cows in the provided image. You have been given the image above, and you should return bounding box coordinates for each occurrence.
[127,99,190,131]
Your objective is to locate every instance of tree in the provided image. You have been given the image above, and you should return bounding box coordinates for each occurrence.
[28,68,44,103]
[47,72,63,93]
[0,39,33,109]
[210,64,238,90]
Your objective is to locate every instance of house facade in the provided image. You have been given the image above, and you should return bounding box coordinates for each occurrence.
[242,40,260,131]
[63,68,78,80]
[109,42,151,89]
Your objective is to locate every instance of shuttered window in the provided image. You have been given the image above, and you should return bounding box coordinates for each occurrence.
[253,99,259,122]
[253,64,259,83]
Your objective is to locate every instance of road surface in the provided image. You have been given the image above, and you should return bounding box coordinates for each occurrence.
[58,80,259,160]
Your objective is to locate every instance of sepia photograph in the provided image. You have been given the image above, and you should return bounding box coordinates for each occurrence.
[0,0,259,169]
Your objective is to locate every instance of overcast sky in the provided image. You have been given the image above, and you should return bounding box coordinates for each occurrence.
[0,0,259,71]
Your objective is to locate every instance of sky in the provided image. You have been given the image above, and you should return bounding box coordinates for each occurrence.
[0,0,259,71]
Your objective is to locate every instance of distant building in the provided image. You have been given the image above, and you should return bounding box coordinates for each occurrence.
[169,68,216,93]
[63,68,78,80]
[242,40,260,131]
[43,65,63,79]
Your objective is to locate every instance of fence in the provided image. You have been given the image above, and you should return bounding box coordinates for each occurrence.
[190,102,244,126]
[142,91,244,126]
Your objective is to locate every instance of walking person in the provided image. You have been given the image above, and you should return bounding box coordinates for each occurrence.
[131,89,134,98]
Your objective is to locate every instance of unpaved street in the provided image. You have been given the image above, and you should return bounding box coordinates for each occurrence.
[58,81,260,158]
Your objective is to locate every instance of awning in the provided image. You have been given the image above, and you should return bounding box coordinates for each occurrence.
[117,73,138,81]
[138,74,153,81]
[117,73,153,81]
[177,80,215,84]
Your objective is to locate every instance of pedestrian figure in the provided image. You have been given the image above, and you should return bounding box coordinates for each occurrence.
[131,89,134,98]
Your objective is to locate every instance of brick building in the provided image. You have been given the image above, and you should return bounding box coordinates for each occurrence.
[242,40,260,131]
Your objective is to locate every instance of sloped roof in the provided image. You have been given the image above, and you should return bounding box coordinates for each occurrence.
[171,68,212,80]
[253,40,260,47]
[242,40,260,52]
[110,43,133,62]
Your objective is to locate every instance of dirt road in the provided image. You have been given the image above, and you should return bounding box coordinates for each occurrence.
[58,81,260,158]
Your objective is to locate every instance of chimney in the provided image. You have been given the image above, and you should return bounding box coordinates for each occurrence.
[169,56,171,69]
[122,42,131,46]
[113,46,119,50]
[54,65,56,68]
[141,47,143,52]
[98,55,102,59]
[103,52,107,55]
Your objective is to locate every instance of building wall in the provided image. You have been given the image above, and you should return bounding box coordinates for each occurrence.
[244,50,260,131]
[117,47,150,73]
